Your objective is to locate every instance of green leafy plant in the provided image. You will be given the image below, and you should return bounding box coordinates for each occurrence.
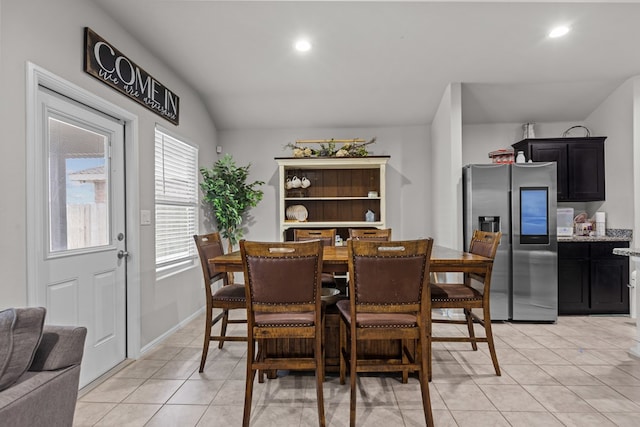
[199,154,264,252]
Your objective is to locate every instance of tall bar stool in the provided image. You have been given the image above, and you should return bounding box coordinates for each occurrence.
[240,239,326,427]
[293,228,337,285]
[430,230,502,377]
[193,233,247,373]
[337,238,434,427]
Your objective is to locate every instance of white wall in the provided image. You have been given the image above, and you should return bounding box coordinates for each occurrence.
[217,125,431,245]
[0,0,219,349]
[585,78,636,231]
[431,83,463,250]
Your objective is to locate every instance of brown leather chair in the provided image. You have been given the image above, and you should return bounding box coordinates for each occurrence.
[431,230,502,377]
[348,228,392,241]
[240,239,326,427]
[193,233,247,373]
[293,228,337,285]
[337,238,434,427]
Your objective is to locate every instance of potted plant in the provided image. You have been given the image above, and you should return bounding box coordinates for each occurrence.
[199,154,264,254]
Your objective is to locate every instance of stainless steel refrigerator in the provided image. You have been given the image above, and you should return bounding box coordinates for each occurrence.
[462,163,558,322]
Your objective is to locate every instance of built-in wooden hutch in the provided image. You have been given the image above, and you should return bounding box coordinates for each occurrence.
[275,156,389,241]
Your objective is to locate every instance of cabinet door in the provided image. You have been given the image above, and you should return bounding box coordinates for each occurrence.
[558,243,590,314]
[590,242,629,314]
[567,143,605,201]
[590,258,629,313]
[531,144,568,201]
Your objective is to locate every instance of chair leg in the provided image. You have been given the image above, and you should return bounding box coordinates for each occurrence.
[199,306,213,373]
[483,305,501,376]
[419,331,434,427]
[349,332,357,427]
[339,319,347,385]
[243,339,256,427]
[465,308,478,351]
[218,309,230,349]
[315,326,326,427]
[428,322,433,382]
[401,339,409,383]
[257,340,265,384]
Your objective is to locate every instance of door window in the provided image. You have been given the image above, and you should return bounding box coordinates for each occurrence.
[48,116,111,253]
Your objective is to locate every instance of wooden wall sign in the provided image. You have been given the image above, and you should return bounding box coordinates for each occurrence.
[84,27,180,125]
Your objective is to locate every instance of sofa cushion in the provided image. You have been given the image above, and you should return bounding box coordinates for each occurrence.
[0,307,46,391]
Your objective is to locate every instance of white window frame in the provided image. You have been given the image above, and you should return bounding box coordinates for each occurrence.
[155,125,199,273]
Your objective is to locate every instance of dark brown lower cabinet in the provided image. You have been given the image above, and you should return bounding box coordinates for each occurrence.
[558,241,630,315]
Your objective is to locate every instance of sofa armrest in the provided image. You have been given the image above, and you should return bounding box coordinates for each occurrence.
[28,326,87,371]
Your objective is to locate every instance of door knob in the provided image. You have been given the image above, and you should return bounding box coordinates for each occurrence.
[117,250,129,259]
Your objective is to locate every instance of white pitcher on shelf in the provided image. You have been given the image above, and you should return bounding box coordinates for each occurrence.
[301,177,311,188]
[290,176,302,188]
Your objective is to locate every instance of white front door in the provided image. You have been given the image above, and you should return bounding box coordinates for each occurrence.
[34,88,127,387]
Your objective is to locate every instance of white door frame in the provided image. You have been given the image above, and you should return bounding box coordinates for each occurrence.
[26,62,141,359]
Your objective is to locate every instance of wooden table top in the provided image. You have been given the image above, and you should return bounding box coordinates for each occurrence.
[210,244,492,274]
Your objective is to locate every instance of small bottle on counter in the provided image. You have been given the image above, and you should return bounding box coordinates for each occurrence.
[516,151,526,163]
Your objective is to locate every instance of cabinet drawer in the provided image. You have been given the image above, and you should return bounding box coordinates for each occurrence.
[558,242,589,259]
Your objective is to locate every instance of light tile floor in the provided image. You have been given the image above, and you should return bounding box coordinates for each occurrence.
[74,312,640,426]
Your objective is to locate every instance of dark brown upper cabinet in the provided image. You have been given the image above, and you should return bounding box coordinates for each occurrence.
[512,137,606,201]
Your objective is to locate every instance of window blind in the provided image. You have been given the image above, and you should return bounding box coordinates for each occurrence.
[155,128,198,267]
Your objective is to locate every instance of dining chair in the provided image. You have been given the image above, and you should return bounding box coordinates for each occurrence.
[348,228,391,241]
[430,230,502,377]
[293,228,337,286]
[293,228,336,246]
[337,238,434,427]
[240,239,326,427]
[193,233,247,373]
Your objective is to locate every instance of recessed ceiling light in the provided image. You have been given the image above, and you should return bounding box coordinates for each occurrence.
[549,26,570,38]
[294,39,312,52]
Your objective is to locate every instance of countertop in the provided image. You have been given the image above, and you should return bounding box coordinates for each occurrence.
[612,248,640,257]
[558,236,632,243]
[558,228,632,243]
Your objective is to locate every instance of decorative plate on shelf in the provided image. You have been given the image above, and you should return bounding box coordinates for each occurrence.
[286,205,308,221]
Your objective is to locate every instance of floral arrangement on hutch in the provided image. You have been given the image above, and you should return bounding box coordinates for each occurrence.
[284,137,376,158]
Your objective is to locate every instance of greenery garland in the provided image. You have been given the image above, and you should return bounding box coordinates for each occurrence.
[284,137,376,158]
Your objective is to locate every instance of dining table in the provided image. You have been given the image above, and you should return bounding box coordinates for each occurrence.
[209,244,493,275]
[209,243,493,375]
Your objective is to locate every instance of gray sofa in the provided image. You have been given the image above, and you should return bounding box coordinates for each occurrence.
[0,308,87,427]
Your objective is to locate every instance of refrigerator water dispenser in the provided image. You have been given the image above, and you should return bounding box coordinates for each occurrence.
[479,216,500,233]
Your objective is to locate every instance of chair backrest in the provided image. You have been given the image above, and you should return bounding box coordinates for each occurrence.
[193,233,228,289]
[240,240,324,313]
[348,228,392,241]
[347,238,433,313]
[467,230,501,285]
[293,228,336,247]
[469,230,501,260]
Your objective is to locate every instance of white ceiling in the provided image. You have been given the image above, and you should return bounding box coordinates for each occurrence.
[92,0,640,130]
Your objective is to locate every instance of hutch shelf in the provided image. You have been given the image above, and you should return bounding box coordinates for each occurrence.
[275,156,389,240]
